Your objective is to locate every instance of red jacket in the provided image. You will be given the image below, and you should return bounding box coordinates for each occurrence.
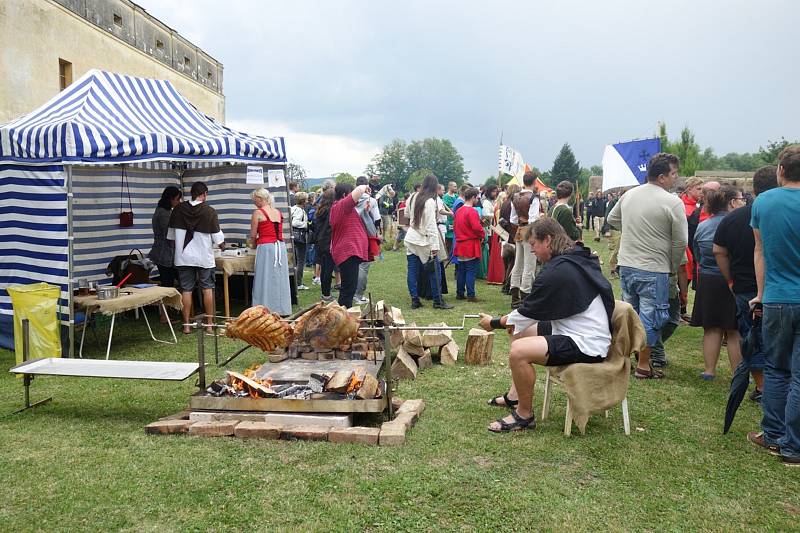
[453,205,484,259]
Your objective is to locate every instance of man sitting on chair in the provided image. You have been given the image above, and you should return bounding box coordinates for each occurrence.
[480,218,615,432]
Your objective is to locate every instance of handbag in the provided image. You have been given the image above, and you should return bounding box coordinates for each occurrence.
[119,165,134,227]
[106,249,152,285]
[291,206,307,244]
[292,228,307,244]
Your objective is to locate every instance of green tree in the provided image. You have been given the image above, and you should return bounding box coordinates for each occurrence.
[590,165,603,176]
[483,176,498,189]
[668,127,703,176]
[286,162,307,190]
[758,137,793,165]
[659,122,797,174]
[549,143,580,187]
[367,139,409,189]
[334,172,356,186]
[406,138,467,186]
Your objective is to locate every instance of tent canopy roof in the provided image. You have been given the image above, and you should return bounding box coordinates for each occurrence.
[0,69,285,165]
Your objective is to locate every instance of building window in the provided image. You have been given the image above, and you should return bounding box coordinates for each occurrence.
[183,56,191,66]
[207,71,213,80]
[59,59,72,91]
[113,13,122,27]
[155,39,164,51]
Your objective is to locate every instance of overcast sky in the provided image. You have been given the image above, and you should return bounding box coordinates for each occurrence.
[137,0,798,180]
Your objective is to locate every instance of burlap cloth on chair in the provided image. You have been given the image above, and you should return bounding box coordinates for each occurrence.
[549,300,646,434]
[74,287,182,315]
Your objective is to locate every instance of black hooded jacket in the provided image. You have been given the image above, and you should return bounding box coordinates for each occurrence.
[516,244,615,329]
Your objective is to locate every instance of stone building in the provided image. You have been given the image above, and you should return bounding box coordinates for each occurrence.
[692,170,754,193]
[0,0,224,123]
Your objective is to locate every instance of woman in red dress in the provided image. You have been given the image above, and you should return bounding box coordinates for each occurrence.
[486,186,505,284]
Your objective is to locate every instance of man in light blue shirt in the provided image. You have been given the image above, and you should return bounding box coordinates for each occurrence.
[748,145,800,467]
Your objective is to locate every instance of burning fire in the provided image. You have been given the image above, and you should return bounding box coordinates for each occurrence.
[228,364,274,398]
[346,372,363,394]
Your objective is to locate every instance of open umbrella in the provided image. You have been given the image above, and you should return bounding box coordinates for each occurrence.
[723,304,762,434]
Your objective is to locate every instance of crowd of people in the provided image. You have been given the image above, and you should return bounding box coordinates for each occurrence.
[469,147,800,469]
[147,146,799,465]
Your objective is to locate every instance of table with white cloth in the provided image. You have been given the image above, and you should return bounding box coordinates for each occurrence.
[74,286,182,359]
[215,255,256,319]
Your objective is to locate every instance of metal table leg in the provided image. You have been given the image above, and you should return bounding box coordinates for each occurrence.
[196,318,206,390]
[11,319,52,414]
[105,312,117,360]
[141,302,178,345]
[78,310,88,358]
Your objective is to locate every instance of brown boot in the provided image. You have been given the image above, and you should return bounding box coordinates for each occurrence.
[520,291,529,303]
[510,288,521,309]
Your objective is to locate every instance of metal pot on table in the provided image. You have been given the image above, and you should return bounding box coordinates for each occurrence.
[96,286,119,300]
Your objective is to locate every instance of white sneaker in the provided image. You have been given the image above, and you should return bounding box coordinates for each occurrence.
[297,284,309,290]
[354,296,368,304]
[312,277,321,285]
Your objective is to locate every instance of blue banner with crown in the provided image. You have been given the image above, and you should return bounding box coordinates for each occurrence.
[612,138,661,184]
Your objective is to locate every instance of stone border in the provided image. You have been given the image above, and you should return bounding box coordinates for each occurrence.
[145,398,425,446]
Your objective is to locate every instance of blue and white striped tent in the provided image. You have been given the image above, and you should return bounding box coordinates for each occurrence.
[0,69,289,352]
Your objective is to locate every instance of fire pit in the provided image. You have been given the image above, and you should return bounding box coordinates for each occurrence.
[189,300,391,415]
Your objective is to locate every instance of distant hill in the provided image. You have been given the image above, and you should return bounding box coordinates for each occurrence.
[304,177,332,190]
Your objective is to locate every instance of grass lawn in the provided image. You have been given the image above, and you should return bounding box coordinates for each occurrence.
[1,229,797,532]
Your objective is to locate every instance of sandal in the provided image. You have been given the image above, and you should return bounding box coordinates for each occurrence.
[488,410,536,433]
[487,393,518,408]
[634,367,664,380]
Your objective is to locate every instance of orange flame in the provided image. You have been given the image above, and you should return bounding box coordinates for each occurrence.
[346,373,363,394]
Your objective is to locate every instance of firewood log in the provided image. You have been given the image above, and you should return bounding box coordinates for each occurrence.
[464,328,494,365]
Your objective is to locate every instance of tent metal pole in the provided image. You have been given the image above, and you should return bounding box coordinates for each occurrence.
[66,165,75,358]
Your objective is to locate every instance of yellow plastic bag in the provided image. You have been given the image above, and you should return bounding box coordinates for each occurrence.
[7,283,61,365]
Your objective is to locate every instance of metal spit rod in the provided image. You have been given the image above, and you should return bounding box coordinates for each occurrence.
[358,314,481,332]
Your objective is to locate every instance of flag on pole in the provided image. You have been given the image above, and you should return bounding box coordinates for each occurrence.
[505,163,551,192]
[601,138,661,191]
[498,145,526,182]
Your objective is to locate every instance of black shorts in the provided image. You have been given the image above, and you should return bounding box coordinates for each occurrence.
[538,321,605,367]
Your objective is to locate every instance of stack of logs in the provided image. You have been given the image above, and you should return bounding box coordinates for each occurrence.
[355,301,494,380]
[391,321,460,380]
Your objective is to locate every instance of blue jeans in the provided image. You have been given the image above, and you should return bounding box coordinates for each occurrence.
[760,304,800,458]
[456,258,478,298]
[305,244,316,267]
[650,295,681,367]
[407,254,441,301]
[619,266,670,347]
[735,292,765,371]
